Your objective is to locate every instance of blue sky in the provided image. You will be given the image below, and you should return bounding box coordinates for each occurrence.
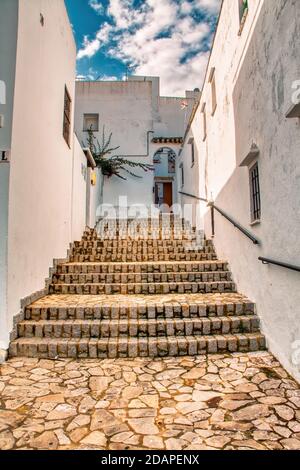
[65,0,221,96]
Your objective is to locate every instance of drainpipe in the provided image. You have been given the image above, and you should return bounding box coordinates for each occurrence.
[116,130,154,158]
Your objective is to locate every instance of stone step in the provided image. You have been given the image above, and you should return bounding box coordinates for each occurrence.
[18,315,260,339]
[9,333,266,359]
[57,261,229,274]
[70,253,218,262]
[49,281,237,295]
[71,247,215,257]
[82,232,200,241]
[74,239,211,248]
[25,293,255,321]
[52,271,232,285]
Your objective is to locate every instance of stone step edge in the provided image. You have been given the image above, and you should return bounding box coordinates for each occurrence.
[52,270,232,280]
[18,315,260,338]
[50,281,236,288]
[61,260,228,266]
[9,333,266,358]
[25,300,255,320]
[48,282,237,295]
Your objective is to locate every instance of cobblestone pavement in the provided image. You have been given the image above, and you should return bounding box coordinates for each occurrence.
[1,352,300,450]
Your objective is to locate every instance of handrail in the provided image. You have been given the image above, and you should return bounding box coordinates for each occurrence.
[211,203,260,245]
[179,192,299,272]
[259,257,300,273]
[178,191,208,203]
[178,191,260,245]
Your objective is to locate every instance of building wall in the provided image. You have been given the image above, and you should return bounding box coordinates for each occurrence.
[179,0,300,380]
[75,80,155,209]
[176,123,203,227]
[0,164,10,350]
[0,0,19,350]
[4,0,78,349]
[75,78,197,211]
[0,0,19,150]
[71,135,89,242]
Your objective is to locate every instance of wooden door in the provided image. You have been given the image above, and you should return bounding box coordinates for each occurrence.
[164,182,173,208]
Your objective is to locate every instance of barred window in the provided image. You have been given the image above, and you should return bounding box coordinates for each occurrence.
[249,162,261,222]
[180,163,184,187]
[63,86,71,146]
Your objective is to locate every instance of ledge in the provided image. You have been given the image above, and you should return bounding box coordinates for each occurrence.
[152,137,183,144]
[83,148,96,169]
[239,143,260,167]
[286,102,300,119]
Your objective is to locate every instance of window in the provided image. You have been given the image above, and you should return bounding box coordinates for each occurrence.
[63,86,71,146]
[209,68,217,116]
[201,103,207,141]
[83,113,99,132]
[188,138,195,166]
[168,150,176,174]
[249,162,261,222]
[180,163,184,187]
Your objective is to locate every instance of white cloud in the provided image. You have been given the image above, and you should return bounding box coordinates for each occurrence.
[88,0,105,15]
[98,74,118,81]
[194,0,222,14]
[77,0,221,95]
[77,23,112,59]
[108,0,147,29]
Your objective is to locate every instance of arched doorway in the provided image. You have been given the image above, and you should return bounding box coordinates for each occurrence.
[153,147,176,209]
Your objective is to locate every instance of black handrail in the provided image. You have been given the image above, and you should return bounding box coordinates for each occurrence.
[259,257,300,273]
[178,191,208,203]
[211,203,260,245]
[179,191,260,245]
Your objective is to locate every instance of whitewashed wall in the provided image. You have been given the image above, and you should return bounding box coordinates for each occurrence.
[3,0,78,350]
[180,0,300,381]
[0,0,18,352]
[71,135,88,242]
[75,78,197,210]
[75,80,155,209]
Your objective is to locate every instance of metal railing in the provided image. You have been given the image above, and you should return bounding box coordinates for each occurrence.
[259,257,300,273]
[178,191,300,273]
[179,191,260,245]
[209,203,260,245]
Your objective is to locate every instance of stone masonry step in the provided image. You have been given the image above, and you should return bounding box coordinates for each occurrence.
[25,293,255,321]
[74,240,213,248]
[18,316,260,339]
[57,261,229,274]
[70,253,218,262]
[9,333,266,359]
[73,243,215,255]
[49,281,237,295]
[52,271,232,285]
[82,232,201,241]
[74,239,214,249]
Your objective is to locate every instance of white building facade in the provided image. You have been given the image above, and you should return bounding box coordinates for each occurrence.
[75,77,198,214]
[177,0,300,381]
[0,0,98,358]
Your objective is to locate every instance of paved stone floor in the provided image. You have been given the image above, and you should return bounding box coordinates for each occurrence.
[1,352,300,450]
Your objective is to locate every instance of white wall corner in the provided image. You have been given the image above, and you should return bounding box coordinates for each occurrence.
[0,348,8,363]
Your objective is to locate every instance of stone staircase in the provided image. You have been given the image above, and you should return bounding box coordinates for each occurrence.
[9,216,266,358]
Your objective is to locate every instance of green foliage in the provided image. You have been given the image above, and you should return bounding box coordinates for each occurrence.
[86,126,154,180]
[242,0,248,13]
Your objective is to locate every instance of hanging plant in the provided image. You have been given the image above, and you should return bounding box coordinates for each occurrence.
[85,126,154,180]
